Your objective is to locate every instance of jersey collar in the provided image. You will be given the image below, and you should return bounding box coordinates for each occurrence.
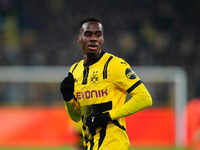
[83,50,105,67]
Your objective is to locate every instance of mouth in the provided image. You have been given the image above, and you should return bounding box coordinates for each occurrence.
[88,44,98,51]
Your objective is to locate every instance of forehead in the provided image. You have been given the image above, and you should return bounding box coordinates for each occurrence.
[81,21,103,32]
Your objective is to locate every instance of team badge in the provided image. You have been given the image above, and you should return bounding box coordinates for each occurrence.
[125,68,136,79]
[90,71,98,83]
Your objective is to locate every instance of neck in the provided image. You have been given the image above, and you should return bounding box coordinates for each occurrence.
[83,50,105,66]
[83,50,102,66]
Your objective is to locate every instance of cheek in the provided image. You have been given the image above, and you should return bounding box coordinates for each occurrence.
[80,38,88,46]
[99,38,104,45]
[82,37,89,44]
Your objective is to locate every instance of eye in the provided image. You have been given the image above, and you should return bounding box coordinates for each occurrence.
[95,31,102,37]
[84,31,92,37]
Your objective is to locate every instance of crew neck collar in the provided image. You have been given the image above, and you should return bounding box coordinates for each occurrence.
[83,50,105,67]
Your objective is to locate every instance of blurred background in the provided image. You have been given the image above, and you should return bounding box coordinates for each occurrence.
[0,0,200,150]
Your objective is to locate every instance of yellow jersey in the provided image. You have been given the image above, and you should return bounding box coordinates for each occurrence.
[66,51,152,150]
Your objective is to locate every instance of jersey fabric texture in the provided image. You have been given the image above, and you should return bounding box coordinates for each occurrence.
[66,51,148,150]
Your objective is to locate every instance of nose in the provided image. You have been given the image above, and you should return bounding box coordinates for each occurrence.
[90,39,97,43]
[90,34,97,41]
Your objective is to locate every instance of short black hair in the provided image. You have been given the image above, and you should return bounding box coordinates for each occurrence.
[80,17,102,28]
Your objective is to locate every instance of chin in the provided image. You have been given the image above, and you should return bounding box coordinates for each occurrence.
[86,51,98,58]
[89,50,97,54]
[87,49,99,54]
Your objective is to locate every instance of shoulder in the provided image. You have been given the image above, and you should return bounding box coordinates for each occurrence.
[104,52,127,64]
[105,52,136,79]
[105,52,132,69]
[69,60,84,73]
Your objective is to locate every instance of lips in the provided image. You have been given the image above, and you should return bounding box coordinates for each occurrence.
[88,44,98,51]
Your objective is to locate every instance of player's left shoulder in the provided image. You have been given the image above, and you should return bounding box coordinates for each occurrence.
[106,52,131,68]
[105,52,136,77]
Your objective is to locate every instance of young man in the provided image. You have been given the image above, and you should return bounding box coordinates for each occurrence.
[60,17,152,150]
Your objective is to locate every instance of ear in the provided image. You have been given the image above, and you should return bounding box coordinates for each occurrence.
[77,34,81,44]
[102,38,104,44]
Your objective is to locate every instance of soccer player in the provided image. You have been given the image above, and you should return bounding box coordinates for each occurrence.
[60,17,152,150]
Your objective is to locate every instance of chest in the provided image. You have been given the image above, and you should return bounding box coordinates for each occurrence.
[73,64,112,105]
[74,62,109,86]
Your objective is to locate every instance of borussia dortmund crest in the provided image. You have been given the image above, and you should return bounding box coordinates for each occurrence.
[90,71,98,83]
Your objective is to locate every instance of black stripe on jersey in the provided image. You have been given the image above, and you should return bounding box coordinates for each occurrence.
[82,101,112,116]
[90,137,94,150]
[97,120,125,149]
[103,56,113,79]
[82,66,89,84]
[98,125,107,149]
[71,63,78,73]
[127,80,143,93]
[83,145,88,150]
[112,120,126,131]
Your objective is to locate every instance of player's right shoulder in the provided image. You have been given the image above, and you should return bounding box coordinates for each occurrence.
[69,62,78,72]
[69,60,83,73]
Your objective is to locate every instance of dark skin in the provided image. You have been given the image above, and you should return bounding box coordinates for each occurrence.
[77,21,104,65]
